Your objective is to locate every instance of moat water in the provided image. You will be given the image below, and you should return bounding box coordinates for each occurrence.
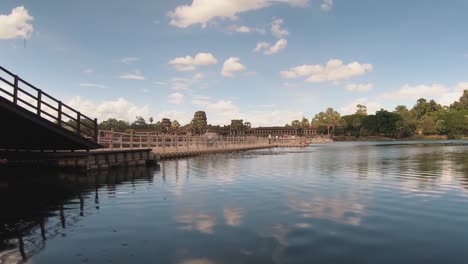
[1,141,468,264]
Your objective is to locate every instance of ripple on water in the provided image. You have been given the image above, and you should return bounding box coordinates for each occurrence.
[1,141,468,264]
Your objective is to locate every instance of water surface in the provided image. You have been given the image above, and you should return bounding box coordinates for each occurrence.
[1,141,468,264]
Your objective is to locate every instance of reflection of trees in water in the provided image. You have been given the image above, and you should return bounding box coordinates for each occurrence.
[0,166,157,263]
[389,147,468,194]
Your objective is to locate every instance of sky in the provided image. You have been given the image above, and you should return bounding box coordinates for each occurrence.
[1,0,468,126]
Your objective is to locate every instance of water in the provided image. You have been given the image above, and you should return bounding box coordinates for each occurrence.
[1,141,468,264]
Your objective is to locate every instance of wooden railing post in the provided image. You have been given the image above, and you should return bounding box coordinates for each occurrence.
[130,131,134,149]
[13,76,18,104]
[110,128,114,150]
[77,112,81,135]
[58,101,63,126]
[94,118,98,143]
[37,89,42,116]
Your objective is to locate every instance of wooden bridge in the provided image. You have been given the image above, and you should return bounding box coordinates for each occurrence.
[0,65,329,170]
[97,130,323,160]
[0,66,100,150]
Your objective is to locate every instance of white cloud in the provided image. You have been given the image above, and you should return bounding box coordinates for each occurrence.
[221,57,246,77]
[378,82,467,107]
[254,38,288,55]
[280,59,373,83]
[170,73,205,90]
[192,72,204,81]
[156,110,192,124]
[119,69,145,80]
[169,52,218,71]
[79,83,108,89]
[271,19,288,38]
[379,84,448,101]
[346,83,373,92]
[248,110,304,127]
[68,97,151,122]
[207,100,239,112]
[320,0,333,11]
[168,92,185,105]
[207,100,245,124]
[0,6,34,40]
[120,57,140,64]
[83,69,93,75]
[340,98,383,115]
[191,95,212,106]
[227,25,265,34]
[153,81,167,85]
[168,0,309,28]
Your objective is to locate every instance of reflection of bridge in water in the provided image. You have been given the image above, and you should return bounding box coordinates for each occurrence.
[0,167,158,263]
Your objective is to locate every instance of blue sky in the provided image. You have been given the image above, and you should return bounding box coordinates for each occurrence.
[1,0,467,126]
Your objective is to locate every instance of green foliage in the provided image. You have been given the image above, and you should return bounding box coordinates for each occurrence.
[171,120,181,130]
[441,110,468,136]
[131,116,148,129]
[419,116,437,135]
[291,120,300,128]
[312,108,344,136]
[191,120,206,130]
[451,90,468,110]
[300,117,310,128]
[331,91,467,138]
[356,104,368,115]
[99,118,130,132]
[376,109,402,137]
[231,119,244,130]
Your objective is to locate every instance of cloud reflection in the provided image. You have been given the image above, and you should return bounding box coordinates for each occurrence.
[287,195,366,226]
[175,213,216,234]
[224,207,245,227]
[179,258,215,264]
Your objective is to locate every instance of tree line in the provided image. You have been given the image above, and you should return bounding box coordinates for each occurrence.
[294,90,467,139]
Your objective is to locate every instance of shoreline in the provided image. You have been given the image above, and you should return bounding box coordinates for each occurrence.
[333,135,468,142]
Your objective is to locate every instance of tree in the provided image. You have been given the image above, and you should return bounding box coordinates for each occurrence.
[131,116,148,129]
[171,120,181,130]
[352,117,362,137]
[451,90,468,110]
[394,105,418,137]
[441,110,468,137]
[300,117,310,128]
[435,120,447,135]
[413,98,430,119]
[291,120,300,128]
[356,104,368,115]
[99,118,130,132]
[245,122,252,128]
[375,109,402,137]
[420,116,436,135]
[395,120,404,139]
[149,117,154,124]
[231,120,244,130]
[460,90,468,110]
[312,108,344,137]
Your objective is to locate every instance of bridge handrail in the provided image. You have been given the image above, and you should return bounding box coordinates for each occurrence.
[97,130,309,150]
[0,65,99,142]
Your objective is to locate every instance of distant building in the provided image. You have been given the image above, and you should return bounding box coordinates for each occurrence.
[161,118,172,132]
[134,111,318,138]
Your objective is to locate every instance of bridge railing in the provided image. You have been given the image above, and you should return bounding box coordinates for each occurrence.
[98,130,308,152]
[0,66,98,142]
